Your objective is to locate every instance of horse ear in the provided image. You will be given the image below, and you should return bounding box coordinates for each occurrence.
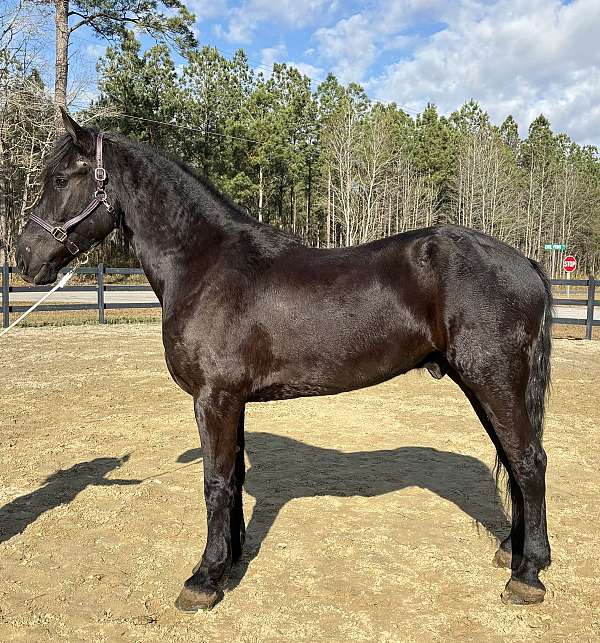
[60,107,94,154]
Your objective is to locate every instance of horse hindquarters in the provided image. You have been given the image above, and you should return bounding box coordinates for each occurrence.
[445,262,552,604]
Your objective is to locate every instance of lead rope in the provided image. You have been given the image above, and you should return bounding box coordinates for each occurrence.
[0,251,92,338]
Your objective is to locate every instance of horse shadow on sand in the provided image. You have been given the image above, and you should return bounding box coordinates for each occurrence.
[0,455,141,543]
[178,432,511,590]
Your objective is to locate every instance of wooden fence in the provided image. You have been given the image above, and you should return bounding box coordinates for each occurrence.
[1,263,159,327]
[1,263,599,339]
[552,277,599,339]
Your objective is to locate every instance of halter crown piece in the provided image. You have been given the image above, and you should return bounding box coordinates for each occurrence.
[29,133,113,255]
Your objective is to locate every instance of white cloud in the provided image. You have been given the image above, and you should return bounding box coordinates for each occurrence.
[315,14,376,83]
[218,0,330,44]
[186,0,229,21]
[312,0,448,85]
[260,44,287,71]
[364,0,600,144]
[287,61,325,83]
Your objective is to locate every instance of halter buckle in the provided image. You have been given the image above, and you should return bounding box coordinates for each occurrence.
[65,239,80,255]
[94,167,106,182]
[51,226,68,243]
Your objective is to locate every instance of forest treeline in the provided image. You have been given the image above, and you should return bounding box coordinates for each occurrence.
[2,30,599,276]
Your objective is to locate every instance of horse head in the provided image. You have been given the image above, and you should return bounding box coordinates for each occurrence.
[16,109,118,284]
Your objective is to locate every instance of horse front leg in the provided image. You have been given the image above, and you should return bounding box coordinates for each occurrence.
[175,390,244,612]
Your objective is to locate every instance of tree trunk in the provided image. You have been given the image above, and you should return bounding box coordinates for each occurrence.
[0,133,7,262]
[54,0,70,124]
[291,187,296,235]
[326,165,331,247]
[258,165,263,223]
[306,160,312,244]
[277,174,283,227]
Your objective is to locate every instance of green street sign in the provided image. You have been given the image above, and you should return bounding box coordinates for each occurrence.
[544,243,566,251]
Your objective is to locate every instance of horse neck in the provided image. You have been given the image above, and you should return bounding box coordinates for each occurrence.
[109,145,249,300]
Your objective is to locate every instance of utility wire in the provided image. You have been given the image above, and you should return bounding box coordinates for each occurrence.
[104,113,261,144]
[67,105,261,144]
[67,105,423,148]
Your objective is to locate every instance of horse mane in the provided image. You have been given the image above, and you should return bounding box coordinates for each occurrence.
[104,131,301,246]
[45,125,301,248]
[46,128,250,218]
[153,146,251,219]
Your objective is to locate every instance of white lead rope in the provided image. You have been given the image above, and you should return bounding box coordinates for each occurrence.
[0,266,78,337]
[0,244,98,337]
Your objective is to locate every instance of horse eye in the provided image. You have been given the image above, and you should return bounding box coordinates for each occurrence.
[55,176,68,189]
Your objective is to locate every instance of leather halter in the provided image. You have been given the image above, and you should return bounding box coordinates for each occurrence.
[29,133,114,255]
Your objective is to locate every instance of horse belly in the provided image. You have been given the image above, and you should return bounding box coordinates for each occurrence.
[249,315,433,402]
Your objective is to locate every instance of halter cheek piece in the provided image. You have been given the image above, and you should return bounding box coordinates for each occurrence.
[29,133,114,255]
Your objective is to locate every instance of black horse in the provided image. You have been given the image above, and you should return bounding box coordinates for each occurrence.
[15,110,552,610]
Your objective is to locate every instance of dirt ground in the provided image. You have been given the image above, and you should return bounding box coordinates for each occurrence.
[0,325,598,642]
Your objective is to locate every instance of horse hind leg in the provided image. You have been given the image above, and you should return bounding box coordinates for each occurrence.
[455,367,550,604]
[498,424,550,605]
[447,369,517,569]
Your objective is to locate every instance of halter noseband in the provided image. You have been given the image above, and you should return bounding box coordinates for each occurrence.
[29,133,114,255]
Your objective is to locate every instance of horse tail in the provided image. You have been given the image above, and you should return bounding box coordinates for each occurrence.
[495,258,552,504]
[525,258,553,446]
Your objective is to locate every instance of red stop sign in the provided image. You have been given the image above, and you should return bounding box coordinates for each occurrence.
[563,255,577,273]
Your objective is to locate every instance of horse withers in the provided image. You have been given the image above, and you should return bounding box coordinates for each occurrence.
[15,109,552,610]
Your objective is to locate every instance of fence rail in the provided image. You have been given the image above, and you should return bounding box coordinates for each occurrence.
[1,263,599,338]
[1,263,160,328]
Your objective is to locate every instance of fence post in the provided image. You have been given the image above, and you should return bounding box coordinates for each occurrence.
[585,275,596,340]
[2,262,9,328]
[97,263,105,324]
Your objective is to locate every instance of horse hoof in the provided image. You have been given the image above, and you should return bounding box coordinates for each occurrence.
[501,578,545,605]
[175,586,222,612]
[493,547,512,569]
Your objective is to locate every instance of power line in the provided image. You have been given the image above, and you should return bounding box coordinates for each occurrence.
[67,103,424,147]
[69,107,261,144]
[397,104,420,115]
[117,113,260,143]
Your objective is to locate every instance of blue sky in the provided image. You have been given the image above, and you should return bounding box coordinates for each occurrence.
[58,0,600,145]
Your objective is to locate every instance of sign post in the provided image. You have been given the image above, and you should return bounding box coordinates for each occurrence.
[563,255,576,297]
[543,243,567,279]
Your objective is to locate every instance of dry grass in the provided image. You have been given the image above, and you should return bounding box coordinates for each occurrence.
[7,306,161,328]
